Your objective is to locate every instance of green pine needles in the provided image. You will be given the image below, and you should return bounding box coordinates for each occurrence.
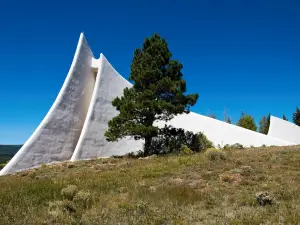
[293,107,300,126]
[237,112,257,132]
[259,113,270,135]
[105,34,198,156]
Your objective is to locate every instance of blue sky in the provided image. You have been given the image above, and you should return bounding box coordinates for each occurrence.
[0,0,299,144]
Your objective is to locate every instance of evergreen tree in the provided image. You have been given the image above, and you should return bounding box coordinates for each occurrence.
[293,107,300,126]
[105,34,198,156]
[259,113,270,134]
[226,117,232,124]
[237,112,257,131]
[208,114,217,119]
[282,115,288,121]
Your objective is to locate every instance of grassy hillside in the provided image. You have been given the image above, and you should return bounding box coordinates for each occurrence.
[0,145,300,224]
[0,145,21,165]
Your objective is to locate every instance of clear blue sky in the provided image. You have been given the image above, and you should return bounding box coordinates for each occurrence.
[0,0,299,144]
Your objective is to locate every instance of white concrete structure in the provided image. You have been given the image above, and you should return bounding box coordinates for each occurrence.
[0,33,298,175]
[268,116,300,144]
[167,112,293,147]
[0,34,96,175]
[71,54,143,161]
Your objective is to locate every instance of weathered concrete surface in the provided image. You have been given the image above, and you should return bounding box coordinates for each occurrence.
[71,54,143,161]
[0,33,95,175]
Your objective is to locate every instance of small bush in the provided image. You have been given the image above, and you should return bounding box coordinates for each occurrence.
[219,173,242,184]
[240,165,253,176]
[46,200,76,224]
[47,209,65,223]
[66,163,75,168]
[48,200,76,213]
[0,161,8,170]
[196,133,213,151]
[61,185,78,200]
[205,148,227,161]
[148,125,213,155]
[48,200,64,211]
[223,143,244,150]
[219,174,232,182]
[41,163,48,169]
[126,150,144,158]
[73,190,92,209]
[235,159,243,166]
[112,155,124,159]
[179,145,194,155]
[28,170,37,179]
[255,191,274,206]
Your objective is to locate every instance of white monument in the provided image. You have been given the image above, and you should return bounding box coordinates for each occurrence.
[0,33,298,175]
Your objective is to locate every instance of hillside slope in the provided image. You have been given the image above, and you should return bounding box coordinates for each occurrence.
[0,145,300,224]
[0,145,21,164]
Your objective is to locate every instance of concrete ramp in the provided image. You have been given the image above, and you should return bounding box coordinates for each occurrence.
[268,116,300,144]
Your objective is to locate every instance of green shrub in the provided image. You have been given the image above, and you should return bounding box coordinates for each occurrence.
[205,148,227,161]
[255,191,274,206]
[73,190,92,209]
[28,170,37,179]
[223,143,244,150]
[196,132,213,151]
[48,200,76,213]
[240,165,253,176]
[293,107,300,126]
[46,200,76,224]
[48,200,64,211]
[237,112,257,131]
[179,145,194,155]
[0,161,8,170]
[149,125,213,155]
[61,185,78,200]
[40,163,48,169]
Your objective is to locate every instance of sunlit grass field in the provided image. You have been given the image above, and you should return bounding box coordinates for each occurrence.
[0,145,300,224]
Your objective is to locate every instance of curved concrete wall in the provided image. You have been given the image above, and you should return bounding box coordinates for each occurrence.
[0,33,96,175]
[71,54,143,161]
[268,116,300,144]
[167,112,293,148]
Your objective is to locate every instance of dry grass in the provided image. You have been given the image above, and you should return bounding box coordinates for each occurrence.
[1,145,300,224]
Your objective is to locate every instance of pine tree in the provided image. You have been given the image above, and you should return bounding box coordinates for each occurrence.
[105,34,198,156]
[293,107,300,126]
[237,112,257,131]
[259,113,270,135]
[208,114,217,119]
[282,115,288,121]
[226,117,232,124]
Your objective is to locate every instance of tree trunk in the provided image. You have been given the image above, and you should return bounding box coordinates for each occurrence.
[144,136,152,157]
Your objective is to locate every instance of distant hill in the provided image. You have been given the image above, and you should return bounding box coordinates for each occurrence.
[0,145,22,164]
